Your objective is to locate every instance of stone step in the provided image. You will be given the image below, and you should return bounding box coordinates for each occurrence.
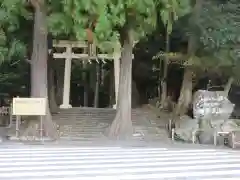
[7,107,169,142]
[53,116,115,119]
[53,114,150,119]
[58,110,153,113]
[54,117,147,121]
[56,110,152,113]
[55,114,157,118]
[56,121,149,125]
[55,108,153,114]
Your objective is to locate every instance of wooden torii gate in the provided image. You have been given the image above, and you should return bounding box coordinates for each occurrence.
[52,40,122,109]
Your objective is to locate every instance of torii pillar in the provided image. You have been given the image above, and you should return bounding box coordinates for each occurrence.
[60,45,72,109]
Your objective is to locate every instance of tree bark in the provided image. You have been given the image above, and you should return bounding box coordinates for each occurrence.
[28,0,58,140]
[101,65,105,86]
[160,32,170,109]
[114,50,121,107]
[94,62,100,107]
[174,0,203,117]
[157,59,162,99]
[109,67,115,106]
[132,80,140,108]
[174,68,193,116]
[55,61,64,106]
[224,77,234,96]
[82,62,88,107]
[108,29,133,139]
[48,58,58,113]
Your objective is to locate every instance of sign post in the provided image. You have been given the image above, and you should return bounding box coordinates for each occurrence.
[12,97,47,140]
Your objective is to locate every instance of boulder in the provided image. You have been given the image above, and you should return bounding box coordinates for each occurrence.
[221,120,238,132]
[193,90,235,120]
[174,116,199,142]
[197,119,214,144]
[198,119,239,144]
[193,90,235,144]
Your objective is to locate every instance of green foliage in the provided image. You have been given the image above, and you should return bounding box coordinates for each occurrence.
[154,0,239,77]
[160,0,191,34]
[47,0,73,36]
[189,0,240,80]
[48,0,191,52]
[199,0,240,62]
[0,61,29,95]
[0,0,31,63]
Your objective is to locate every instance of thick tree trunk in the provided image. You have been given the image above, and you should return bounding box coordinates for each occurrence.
[108,30,133,139]
[174,68,192,116]
[27,1,58,140]
[94,63,100,107]
[174,0,203,117]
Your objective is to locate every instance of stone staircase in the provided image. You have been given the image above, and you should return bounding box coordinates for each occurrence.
[54,108,115,141]
[54,107,168,141]
[7,106,169,142]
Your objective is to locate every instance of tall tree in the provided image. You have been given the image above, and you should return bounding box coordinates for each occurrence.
[174,0,203,116]
[159,0,191,109]
[28,0,58,139]
[0,0,59,138]
[173,0,240,116]
[52,0,191,139]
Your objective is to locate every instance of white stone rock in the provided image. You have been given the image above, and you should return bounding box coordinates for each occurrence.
[221,120,239,132]
[198,119,222,144]
[193,90,235,120]
[174,116,199,142]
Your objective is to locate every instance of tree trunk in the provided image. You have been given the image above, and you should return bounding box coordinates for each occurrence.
[55,61,64,105]
[109,67,115,106]
[108,30,133,139]
[48,58,58,113]
[224,77,234,96]
[160,32,170,109]
[101,64,105,86]
[28,0,58,140]
[157,55,162,99]
[132,80,140,108]
[174,68,192,116]
[114,52,120,106]
[82,62,88,107]
[174,0,203,117]
[94,62,100,107]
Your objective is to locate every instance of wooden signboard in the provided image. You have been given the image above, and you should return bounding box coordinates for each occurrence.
[12,98,47,116]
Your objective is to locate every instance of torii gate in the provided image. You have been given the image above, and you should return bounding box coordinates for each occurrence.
[52,40,123,109]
